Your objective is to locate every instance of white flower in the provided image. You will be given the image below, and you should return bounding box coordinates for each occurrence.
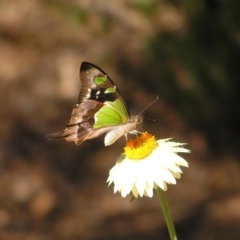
[107,132,189,198]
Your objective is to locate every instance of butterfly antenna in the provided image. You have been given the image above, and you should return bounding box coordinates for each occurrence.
[138,95,159,116]
[143,116,156,122]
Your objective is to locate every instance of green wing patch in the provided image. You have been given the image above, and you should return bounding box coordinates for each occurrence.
[104,87,115,94]
[93,99,128,129]
[94,76,107,85]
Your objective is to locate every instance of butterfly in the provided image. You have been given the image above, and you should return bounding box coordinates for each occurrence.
[47,62,142,146]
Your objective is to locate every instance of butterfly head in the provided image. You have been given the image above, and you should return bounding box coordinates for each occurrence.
[130,114,142,126]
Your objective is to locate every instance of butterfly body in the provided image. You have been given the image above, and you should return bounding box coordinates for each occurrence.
[47,62,141,146]
[104,115,141,146]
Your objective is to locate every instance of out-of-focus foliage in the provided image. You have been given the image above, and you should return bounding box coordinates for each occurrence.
[0,0,240,239]
[146,0,240,153]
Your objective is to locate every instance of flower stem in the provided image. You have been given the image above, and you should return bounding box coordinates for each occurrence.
[156,187,177,240]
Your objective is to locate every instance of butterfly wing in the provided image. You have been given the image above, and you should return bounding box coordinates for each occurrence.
[47,62,131,145]
[79,62,129,109]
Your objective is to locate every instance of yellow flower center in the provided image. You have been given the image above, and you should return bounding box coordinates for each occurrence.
[124,132,157,160]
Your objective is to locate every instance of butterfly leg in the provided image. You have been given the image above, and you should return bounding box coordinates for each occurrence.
[130,130,141,135]
[124,133,128,141]
[125,130,142,142]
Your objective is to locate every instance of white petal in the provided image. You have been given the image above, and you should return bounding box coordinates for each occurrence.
[132,184,139,198]
[145,181,154,197]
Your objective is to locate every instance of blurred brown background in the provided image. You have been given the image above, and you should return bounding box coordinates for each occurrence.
[1,0,240,239]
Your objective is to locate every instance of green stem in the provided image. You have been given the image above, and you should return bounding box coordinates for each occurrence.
[155,187,177,240]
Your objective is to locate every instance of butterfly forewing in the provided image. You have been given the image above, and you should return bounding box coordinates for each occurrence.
[79,62,129,112]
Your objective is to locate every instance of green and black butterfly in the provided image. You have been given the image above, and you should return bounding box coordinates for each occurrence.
[47,62,142,146]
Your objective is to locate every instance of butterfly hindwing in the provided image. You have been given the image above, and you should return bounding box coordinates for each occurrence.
[94,99,129,128]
